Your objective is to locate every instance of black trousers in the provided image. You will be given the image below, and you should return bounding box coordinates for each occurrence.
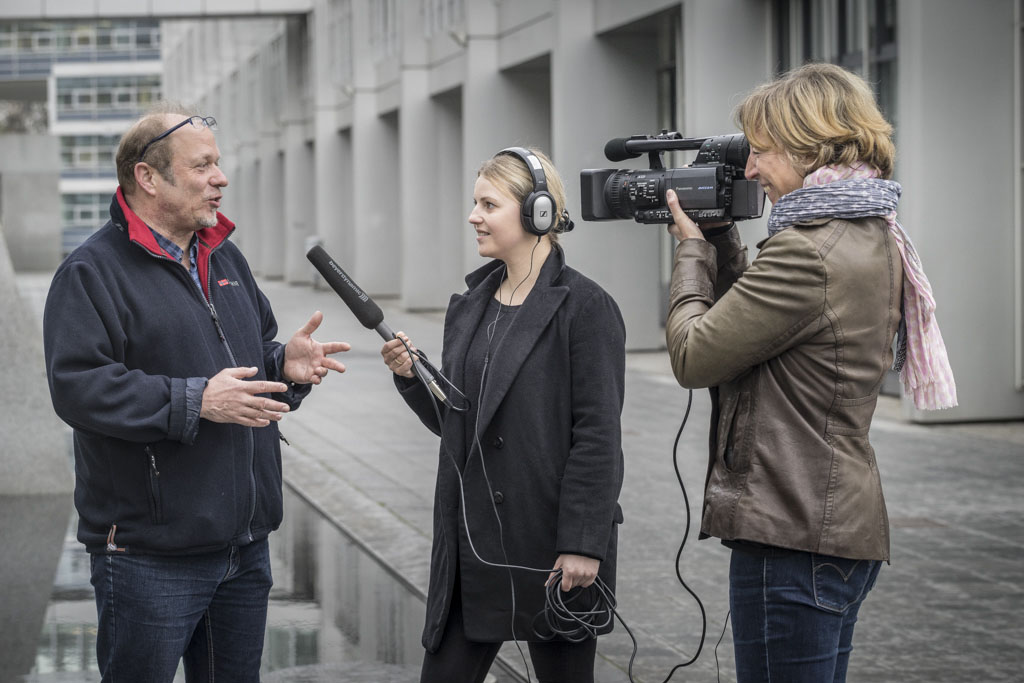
[419,571,598,683]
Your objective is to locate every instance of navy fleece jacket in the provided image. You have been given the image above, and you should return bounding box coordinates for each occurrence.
[43,189,308,555]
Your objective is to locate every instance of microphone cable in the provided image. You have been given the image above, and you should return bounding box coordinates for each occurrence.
[398,343,470,413]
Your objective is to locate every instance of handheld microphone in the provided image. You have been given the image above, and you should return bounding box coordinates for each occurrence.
[306,245,450,406]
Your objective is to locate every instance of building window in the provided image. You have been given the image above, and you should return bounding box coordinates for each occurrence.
[329,0,353,91]
[0,20,160,78]
[772,0,897,125]
[61,135,119,177]
[62,193,108,226]
[72,26,94,51]
[56,75,161,120]
[62,192,112,255]
[422,0,464,39]
[113,27,134,49]
[32,31,54,50]
[370,0,398,62]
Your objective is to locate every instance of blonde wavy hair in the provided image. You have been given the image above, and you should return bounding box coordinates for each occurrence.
[477,148,569,242]
[734,62,895,179]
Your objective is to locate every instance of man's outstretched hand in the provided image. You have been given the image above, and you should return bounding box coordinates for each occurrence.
[282,310,351,385]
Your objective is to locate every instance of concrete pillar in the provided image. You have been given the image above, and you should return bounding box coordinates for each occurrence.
[258,135,285,279]
[461,2,553,279]
[283,131,314,283]
[311,0,353,271]
[898,0,1023,421]
[282,17,315,284]
[551,0,664,349]
[349,0,401,295]
[427,89,465,306]
[397,6,463,309]
[0,135,61,271]
[313,114,348,257]
[233,142,260,263]
[682,0,771,248]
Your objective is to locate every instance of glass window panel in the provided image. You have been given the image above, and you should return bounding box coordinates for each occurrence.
[73,90,94,107]
[113,28,132,47]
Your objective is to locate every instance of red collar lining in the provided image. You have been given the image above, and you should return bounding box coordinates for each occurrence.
[116,187,236,299]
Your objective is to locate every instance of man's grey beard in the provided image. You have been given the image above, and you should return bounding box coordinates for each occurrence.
[198,212,218,229]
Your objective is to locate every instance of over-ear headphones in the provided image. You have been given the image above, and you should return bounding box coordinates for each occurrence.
[496,147,558,236]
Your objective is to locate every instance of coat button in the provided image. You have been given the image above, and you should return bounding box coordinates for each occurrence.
[493,491,504,504]
[493,436,504,449]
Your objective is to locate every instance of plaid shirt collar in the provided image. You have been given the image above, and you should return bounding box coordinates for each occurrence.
[150,228,203,294]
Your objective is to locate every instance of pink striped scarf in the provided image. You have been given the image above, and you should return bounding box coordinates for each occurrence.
[774,163,957,410]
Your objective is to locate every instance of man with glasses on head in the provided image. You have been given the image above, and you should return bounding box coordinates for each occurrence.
[42,103,350,682]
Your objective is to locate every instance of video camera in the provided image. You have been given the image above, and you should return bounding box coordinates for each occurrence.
[580,131,765,225]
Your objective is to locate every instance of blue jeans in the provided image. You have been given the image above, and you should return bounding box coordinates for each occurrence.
[729,547,881,683]
[90,538,273,683]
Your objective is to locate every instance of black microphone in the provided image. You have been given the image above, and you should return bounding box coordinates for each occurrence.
[306,245,449,406]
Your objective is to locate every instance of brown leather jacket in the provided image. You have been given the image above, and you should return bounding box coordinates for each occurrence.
[666,217,902,561]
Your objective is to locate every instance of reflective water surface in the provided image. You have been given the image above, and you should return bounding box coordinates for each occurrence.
[27,484,426,681]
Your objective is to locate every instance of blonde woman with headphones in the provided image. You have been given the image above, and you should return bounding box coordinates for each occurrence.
[381,148,626,683]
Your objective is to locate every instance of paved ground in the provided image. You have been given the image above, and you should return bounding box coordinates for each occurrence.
[16,271,1024,682]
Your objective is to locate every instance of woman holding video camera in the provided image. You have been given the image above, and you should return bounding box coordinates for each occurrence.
[380,147,625,683]
[664,62,956,682]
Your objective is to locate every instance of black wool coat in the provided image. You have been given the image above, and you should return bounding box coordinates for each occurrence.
[395,245,626,651]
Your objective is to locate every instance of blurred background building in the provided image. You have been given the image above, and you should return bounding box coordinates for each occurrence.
[0,0,1021,424]
[0,17,162,257]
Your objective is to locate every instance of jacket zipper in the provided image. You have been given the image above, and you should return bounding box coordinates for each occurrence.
[206,266,258,543]
[144,445,164,524]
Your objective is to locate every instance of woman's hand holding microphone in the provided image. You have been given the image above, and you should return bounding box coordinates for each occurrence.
[381,332,417,378]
